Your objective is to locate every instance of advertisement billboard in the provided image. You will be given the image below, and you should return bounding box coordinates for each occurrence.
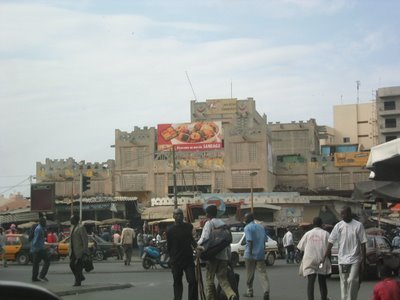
[206,99,237,114]
[31,183,55,212]
[334,152,369,167]
[157,121,223,151]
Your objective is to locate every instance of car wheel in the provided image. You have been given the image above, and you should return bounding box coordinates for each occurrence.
[266,252,275,266]
[17,252,29,265]
[94,250,104,261]
[230,252,239,267]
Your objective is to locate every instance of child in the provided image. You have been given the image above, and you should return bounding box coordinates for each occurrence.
[373,265,400,300]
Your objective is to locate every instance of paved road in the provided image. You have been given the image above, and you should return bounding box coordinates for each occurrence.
[0,258,380,300]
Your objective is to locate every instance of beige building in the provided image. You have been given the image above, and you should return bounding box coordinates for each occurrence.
[333,102,377,150]
[376,86,400,144]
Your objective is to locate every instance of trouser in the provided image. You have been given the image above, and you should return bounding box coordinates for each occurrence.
[123,244,133,265]
[206,259,236,300]
[138,245,144,258]
[70,253,84,284]
[285,245,295,263]
[32,249,50,280]
[339,262,360,300]
[245,259,270,295]
[171,262,198,300]
[0,248,7,267]
[307,273,328,300]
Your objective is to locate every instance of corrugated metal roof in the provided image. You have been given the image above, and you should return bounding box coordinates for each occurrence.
[55,196,137,205]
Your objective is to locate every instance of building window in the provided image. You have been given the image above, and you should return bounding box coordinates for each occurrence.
[385,118,397,128]
[386,136,397,142]
[233,143,242,163]
[384,101,396,111]
[248,143,257,162]
[343,137,350,143]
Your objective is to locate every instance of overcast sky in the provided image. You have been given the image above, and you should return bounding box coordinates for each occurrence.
[1,0,400,197]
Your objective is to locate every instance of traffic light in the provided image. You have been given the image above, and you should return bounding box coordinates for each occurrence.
[82,175,91,192]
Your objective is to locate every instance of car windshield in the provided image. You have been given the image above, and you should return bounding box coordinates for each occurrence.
[231,233,243,244]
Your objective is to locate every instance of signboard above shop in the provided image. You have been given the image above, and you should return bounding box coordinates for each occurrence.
[157,121,223,152]
[206,99,237,114]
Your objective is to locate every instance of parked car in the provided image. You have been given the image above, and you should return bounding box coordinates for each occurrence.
[57,234,119,261]
[230,231,279,266]
[330,234,400,279]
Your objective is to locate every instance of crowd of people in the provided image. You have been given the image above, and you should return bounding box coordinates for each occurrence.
[1,205,400,299]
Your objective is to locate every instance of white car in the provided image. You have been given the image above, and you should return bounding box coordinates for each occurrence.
[230,231,279,266]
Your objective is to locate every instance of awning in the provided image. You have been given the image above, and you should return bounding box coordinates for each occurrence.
[366,138,400,181]
[147,218,175,225]
[141,206,185,220]
[240,203,281,210]
[353,181,400,202]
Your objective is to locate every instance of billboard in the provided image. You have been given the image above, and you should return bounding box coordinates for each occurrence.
[157,121,223,151]
[31,183,55,212]
[334,152,369,167]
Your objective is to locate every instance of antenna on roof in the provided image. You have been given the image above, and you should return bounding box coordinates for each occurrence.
[356,80,361,104]
[185,71,198,101]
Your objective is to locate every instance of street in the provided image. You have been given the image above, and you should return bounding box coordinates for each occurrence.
[0,257,379,300]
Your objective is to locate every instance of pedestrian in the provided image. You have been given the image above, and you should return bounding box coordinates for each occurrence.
[322,206,367,300]
[297,217,331,300]
[112,230,123,260]
[392,233,400,249]
[156,231,162,242]
[121,223,135,266]
[137,229,145,258]
[373,265,400,300]
[0,227,7,268]
[242,213,270,300]
[282,227,294,263]
[197,205,238,300]
[31,217,50,282]
[69,215,89,286]
[167,208,198,300]
[47,230,57,243]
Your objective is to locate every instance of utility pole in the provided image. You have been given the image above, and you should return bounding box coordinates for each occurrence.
[172,146,178,209]
[79,173,83,223]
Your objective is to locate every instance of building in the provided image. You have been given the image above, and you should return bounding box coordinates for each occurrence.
[333,102,377,150]
[376,86,400,144]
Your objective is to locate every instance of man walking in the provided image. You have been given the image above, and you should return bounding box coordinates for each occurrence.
[243,213,270,300]
[121,222,135,266]
[282,227,294,263]
[323,206,367,300]
[297,217,331,300]
[167,208,198,300]
[31,217,50,282]
[198,205,238,300]
[69,215,89,286]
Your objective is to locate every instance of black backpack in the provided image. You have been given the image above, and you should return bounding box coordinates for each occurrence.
[200,222,232,260]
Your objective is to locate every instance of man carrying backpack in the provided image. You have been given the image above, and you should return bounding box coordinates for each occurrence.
[198,205,238,300]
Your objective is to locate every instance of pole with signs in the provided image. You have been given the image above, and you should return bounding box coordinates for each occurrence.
[250,172,257,213]
[172,146,178,209]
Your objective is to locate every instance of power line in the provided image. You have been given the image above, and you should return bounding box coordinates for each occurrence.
[0,176,31,195]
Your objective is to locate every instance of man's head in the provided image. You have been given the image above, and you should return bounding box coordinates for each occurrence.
[205,205,218,219]
[244,212,255,224]
[173,208,184,224]
[341,206,353,223]
[70,215,79,225]
[313,217,323,228]
[39,217,46,227]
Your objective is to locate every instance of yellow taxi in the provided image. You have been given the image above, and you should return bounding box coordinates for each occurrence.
[0,234,31,265]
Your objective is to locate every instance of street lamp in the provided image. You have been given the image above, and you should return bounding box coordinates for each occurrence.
[250,172,258,213]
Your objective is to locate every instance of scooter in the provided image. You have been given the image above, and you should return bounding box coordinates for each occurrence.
[142,239,170,269]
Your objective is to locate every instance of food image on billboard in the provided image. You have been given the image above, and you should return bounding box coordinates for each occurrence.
[158,121,223,151]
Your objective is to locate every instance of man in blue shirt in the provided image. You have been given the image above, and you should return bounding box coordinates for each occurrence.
[243,213,270,300]
[31,217,50,282]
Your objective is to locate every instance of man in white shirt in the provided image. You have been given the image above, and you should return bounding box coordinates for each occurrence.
[282,228,294,263]
[121,223,135,266]
[323,206,367,300]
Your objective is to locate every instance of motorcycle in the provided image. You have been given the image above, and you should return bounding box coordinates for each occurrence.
[142,239,170,269]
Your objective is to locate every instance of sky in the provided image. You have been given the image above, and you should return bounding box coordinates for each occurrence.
[1,0,400,197]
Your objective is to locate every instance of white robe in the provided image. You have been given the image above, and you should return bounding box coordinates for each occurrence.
[297,227,332,276]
